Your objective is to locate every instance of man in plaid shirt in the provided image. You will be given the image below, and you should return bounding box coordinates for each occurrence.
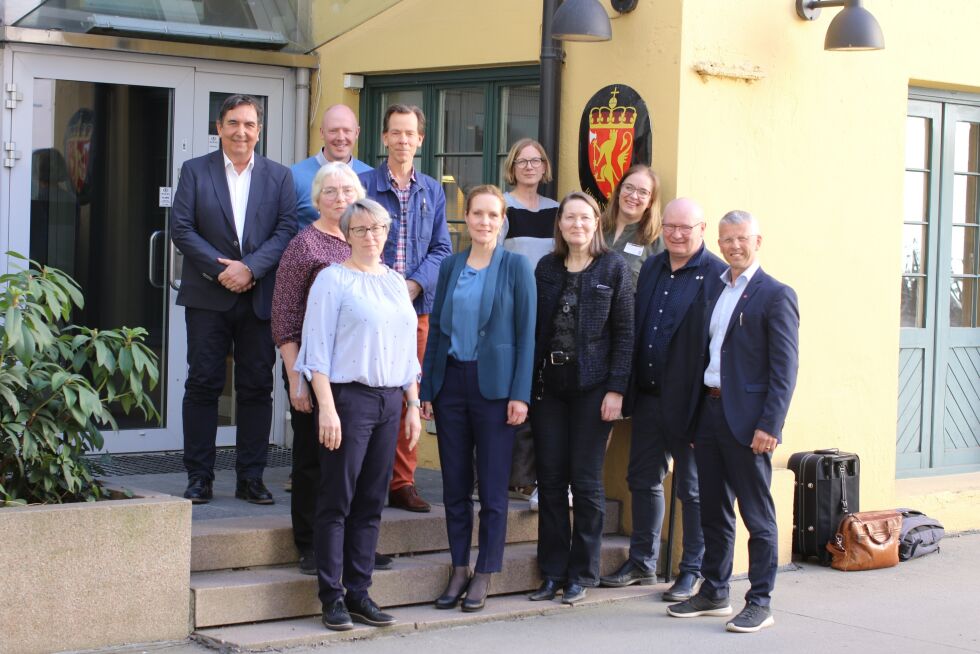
[359,105,451,512]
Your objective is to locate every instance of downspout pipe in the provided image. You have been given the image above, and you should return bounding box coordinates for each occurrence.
[294,67,311,165]
[539,0,563,200]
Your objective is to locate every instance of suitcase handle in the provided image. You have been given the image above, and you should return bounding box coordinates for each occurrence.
[814,448,840,455]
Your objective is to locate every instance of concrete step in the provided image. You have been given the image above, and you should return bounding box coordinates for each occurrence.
[192,499,621,572]
[195,576,661,651]
[191,536,631,628]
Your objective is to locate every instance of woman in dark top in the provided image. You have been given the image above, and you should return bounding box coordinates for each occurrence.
[601,164,663,289]
[528,191,634,605]
[500,138,559,270]
[421,185,536,612]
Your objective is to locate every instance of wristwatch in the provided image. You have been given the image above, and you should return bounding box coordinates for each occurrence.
[405,399,421,409]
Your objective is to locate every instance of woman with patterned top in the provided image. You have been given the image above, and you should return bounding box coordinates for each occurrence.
[528,191,634,606]
[601,164,664,289]
[295,198,422,632]
[271,161,361,576]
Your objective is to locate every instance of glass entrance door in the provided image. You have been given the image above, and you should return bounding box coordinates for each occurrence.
[4,52,292,454]
[187,72,287,448]
[5,51,194,453]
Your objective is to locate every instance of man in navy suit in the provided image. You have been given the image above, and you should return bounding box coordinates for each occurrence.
[601,198,725,601]
[171,94,298,504]
[667,210,799,633]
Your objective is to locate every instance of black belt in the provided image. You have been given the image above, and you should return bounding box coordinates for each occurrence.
[548,351,575,366]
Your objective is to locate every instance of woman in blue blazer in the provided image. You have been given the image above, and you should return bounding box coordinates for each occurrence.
[421,185,536,612]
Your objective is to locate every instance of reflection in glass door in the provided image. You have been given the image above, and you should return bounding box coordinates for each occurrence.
[29,79,172,432]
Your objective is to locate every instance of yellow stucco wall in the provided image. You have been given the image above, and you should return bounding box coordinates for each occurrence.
[310,0,980,521]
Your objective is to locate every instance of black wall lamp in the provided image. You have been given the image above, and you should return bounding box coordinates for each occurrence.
[796,0,884,51]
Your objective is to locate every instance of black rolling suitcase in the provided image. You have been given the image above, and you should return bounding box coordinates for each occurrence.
[788,448,860,564]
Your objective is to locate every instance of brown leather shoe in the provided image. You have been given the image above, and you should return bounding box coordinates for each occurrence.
[388,484,431,513]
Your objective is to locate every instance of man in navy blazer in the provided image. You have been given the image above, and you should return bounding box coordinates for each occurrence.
[667,210,799,634]
[171,94,297,504]
[602,198,726,602]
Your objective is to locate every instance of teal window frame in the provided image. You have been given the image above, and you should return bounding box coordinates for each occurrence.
[358,66,540,185]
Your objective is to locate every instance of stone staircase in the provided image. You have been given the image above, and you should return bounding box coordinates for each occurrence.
[190,499,646,649]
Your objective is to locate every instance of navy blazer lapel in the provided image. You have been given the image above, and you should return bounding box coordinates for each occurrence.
[724,270,765,340]
[242,155,265,249]
[478,247,505,330]
[208,152,236,236]
[440,253,469,337]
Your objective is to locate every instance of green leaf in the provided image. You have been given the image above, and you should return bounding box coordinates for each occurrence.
[5,306,22,347]
[118,346,132,377]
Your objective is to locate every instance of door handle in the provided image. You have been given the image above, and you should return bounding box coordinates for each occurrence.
[169,239,182,291]
[148,230,165,289]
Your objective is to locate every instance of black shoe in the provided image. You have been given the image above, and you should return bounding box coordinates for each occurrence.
[183,477,212,504]
[726,602,774,633]
[322,599,353,631]
[235,478,274,505]
[346,596,396,627]
[435,566,471,610]
[599,560,656,588]
[562,583,587,605]
[298,549,316,576]
[662,571,703,602]
[461,572,490,612]
[529,579,562,601]
[375,552,393,571]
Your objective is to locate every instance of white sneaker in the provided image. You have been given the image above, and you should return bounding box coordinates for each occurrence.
[529,488,539,511]
[568,486,574,508]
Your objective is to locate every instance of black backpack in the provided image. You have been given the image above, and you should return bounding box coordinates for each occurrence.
[897,508,945,561]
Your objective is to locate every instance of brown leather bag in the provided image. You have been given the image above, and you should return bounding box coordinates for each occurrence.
[825,510,901,571]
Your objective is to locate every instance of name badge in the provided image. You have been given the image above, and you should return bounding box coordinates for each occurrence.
[624,242,644,256]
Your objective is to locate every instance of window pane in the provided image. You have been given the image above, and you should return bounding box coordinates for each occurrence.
[951,225,978,275]
[903,223,927,274]
[950,278,976,327]
[953,121,979,173]
[904,171,929,222]
[499,85,540,152]
[439,87,484,154]
[901,276,925,328]
[439,155,482,251]
[905,116,930,169]
[952,174,979,225]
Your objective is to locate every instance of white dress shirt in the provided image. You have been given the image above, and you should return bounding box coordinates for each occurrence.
[223,152,254,250]
[703,260,761,389]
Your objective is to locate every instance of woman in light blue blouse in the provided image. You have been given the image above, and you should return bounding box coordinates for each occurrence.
[295,198,422,632]
[421,185,536,612]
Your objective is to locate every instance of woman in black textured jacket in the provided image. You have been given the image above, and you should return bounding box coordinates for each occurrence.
[527,191,634,605]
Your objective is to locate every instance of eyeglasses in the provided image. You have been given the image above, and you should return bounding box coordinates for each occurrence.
[349,224,389,238]
[620,183,652,200]
[662,222,703,235]
[560,215,596,225]
[320,186,358,199]
[719,235,757,247]
[515,157,544,169]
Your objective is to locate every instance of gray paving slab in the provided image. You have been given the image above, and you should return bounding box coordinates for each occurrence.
[79,531,980,654]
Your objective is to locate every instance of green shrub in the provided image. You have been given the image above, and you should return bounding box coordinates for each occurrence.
[0,252,159,505]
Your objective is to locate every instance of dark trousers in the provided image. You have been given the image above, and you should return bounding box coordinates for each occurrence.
[314,383,401,606]
[627,392,704,575]
[283,365,318,552]
[434,359,516,573]
[694,395,778,607]
[182,296,275,481]
[532,385,610,586]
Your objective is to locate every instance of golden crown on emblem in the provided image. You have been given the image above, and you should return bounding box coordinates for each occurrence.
[589,88,636,129]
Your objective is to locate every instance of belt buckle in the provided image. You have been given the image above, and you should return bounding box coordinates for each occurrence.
[549,351,567,366]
